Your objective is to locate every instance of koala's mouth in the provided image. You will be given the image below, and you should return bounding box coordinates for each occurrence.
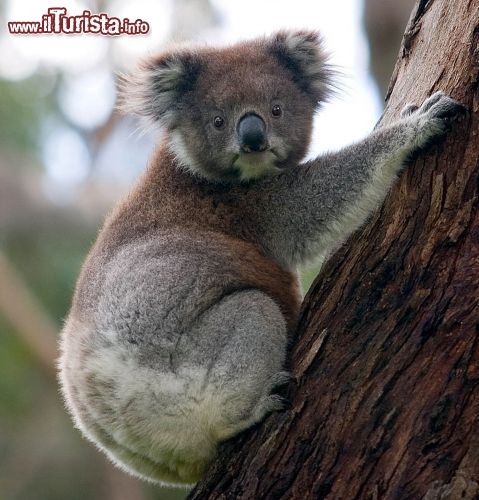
[232,149,283,181]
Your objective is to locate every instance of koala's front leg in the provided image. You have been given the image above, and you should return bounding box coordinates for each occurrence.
[248,92,465,268]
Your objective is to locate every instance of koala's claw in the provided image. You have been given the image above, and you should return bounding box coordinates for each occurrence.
[400,103,419,118]
[268,394,291,411]
[403,91,465,121]
[419,91,447,113]
[269,371,295,389]
[424,92,465,119]
[403,91,466,150]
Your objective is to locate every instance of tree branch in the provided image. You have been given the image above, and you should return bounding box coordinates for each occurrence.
[0,251,57,378]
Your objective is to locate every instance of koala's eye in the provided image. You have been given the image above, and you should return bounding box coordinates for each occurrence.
[271,104,282,117]
[213,116,225,128]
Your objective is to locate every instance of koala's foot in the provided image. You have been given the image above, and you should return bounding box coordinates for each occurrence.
[252,391,288,420]
[402,91,466,151]
[270,370,295,389]
[245,372,295,421]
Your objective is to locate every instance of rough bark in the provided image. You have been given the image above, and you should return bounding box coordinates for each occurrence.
[189,0,479,498]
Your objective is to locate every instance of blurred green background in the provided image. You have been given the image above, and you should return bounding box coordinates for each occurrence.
[0,0,413,498]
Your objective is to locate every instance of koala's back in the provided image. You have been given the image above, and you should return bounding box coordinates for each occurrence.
[73,226,300,351]
[59,149,301,484]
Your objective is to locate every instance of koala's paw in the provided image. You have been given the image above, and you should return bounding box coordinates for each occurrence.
[261,393,291,413]
[403,91,466,151]
[269,370,295,389]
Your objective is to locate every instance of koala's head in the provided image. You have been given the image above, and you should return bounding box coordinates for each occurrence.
[121,31,335,183]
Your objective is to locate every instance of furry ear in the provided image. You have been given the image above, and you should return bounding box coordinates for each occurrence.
[118,49,201,128]
[269,30,336,106]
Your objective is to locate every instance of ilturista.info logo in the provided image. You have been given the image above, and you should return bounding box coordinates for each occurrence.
[8,7,150,36]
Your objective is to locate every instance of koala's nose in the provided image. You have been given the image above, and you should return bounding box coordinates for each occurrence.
[237,113,267,153]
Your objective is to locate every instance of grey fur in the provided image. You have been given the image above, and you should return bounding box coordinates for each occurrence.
[240,91,464,267]
[59,29,464,487]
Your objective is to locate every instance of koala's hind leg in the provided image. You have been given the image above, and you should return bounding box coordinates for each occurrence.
[184,289,288,442]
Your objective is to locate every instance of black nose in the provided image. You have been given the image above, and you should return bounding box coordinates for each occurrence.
[237,113,267,152]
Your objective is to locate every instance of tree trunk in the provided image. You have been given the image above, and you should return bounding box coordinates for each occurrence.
[189,0,479,498]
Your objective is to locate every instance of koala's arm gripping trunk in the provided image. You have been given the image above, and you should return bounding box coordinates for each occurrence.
[269,124,411,266]
[247,93,461,268]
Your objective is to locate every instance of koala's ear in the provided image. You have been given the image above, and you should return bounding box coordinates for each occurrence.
[119,49,201,128]
[269,30,335,105]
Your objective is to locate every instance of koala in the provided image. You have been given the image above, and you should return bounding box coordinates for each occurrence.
[58,30,463,486]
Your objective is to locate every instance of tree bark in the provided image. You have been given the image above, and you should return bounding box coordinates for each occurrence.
[189,0,479,498]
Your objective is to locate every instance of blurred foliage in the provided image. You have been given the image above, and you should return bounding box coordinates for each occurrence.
[300,265,321,294]
[2,226,93,321]
[0,315,36,422]
[0,74,57,159]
